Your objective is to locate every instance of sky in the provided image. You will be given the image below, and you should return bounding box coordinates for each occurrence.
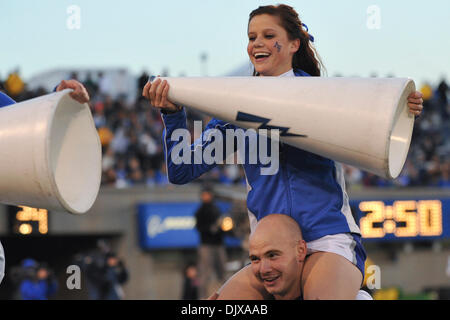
[1,0,449,87]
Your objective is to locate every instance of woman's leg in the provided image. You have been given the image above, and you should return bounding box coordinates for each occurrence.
[301,251,362,300]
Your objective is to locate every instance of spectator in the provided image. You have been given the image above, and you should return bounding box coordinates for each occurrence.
[93,101,107,128]
[437,78,448,107]
[145,168,157,187]
[128,156,144,185]
[4,71,25,98]
[155,164,170,185]
[98,126,114,150]
[102,252,129,300]
[18,259,58,300]
[181,263,199,300]
[80,248,108,300]
[137,70,150,94]
[84,72,99,97]
[110,127,130,156]
[115,157,129,188]
[80,241,129,300]
[194,186,227,299]
[343,164,363,189]
[103,167,117,186]
[98,72,112,97]
[438,160,450,187]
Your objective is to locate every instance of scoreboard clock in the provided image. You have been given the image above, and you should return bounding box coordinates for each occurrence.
[8,205,49,235]
[351,199,450,241]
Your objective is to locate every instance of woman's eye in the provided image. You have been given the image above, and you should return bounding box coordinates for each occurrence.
[265,34,275,39]
[249,37,256,41]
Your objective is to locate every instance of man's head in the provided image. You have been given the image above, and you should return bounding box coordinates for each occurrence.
[200,185,215,203]
[249,214,307,300]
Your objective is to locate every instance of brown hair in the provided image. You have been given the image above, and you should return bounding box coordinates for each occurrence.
[248,4,324,77]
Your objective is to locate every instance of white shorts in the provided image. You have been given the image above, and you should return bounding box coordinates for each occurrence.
[306,233,366,277]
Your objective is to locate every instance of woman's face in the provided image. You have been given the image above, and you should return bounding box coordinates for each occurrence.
[247,14,300,76]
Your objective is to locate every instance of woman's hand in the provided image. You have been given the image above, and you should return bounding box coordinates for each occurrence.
[56,79,90,104]
[407,91,424,116]
[142,77,180,113]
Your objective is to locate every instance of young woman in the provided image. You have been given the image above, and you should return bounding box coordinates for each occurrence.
[143,4,424,299]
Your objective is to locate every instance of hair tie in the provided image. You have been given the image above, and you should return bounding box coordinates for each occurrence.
[302,23,315,42]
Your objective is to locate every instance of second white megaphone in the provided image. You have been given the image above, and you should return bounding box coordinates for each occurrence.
[0,89,102,214]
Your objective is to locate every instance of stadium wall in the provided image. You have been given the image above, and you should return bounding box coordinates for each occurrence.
[1,185,449,299]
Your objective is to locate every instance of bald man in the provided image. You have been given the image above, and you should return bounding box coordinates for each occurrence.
[249,214,307,299]
[213,214,305,300]
[213,214,372,300]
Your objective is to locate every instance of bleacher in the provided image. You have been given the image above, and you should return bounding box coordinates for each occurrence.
[1,70,449,190]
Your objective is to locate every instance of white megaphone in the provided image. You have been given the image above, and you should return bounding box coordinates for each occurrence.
[0,89,102,214]
[160,76,415,179]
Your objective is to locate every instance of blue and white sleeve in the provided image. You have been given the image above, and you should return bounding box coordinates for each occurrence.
[161,109,237,184]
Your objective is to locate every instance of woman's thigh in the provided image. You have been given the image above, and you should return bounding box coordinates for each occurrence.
[301,251,362,300]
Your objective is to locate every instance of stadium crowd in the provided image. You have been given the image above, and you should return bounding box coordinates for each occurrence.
[1,70,448,189]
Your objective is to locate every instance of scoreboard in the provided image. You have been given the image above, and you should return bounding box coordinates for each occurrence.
[8,205,49,235]
[351,198,450,241]
[5,196,449,242]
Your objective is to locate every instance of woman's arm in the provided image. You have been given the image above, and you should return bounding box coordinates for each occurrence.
[144,76,237,184]
[162,109,236,184]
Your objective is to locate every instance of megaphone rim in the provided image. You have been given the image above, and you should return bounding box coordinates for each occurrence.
[385,78,416,179]
[45,89,101,215]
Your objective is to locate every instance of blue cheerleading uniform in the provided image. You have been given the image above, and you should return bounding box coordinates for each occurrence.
[161,69,366,275]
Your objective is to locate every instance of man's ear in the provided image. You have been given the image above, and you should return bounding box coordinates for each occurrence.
[296,240,307,262]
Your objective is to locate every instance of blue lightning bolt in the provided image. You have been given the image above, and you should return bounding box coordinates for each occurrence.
[235,111,307,137]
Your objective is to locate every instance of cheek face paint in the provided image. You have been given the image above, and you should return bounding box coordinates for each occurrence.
[274,41,282,52]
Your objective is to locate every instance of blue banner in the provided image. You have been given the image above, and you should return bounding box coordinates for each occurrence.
[137,201,241,250]
[138,197,450,248]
